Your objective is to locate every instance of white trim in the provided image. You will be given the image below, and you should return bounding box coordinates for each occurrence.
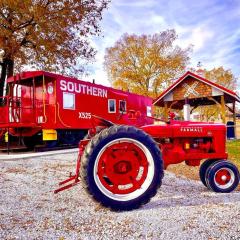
[212,87,223,96]
[163,92,173,101]
[93,138,155,201]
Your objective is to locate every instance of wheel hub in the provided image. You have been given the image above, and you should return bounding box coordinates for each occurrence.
[215,169,232,186]
[221,175,227,181]
[114,161,132,174]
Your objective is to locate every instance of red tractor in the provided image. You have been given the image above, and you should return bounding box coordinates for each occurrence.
[55,115,240,211]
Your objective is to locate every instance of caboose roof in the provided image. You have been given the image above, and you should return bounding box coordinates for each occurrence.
[153,71,240,106]
[7,71,62,82]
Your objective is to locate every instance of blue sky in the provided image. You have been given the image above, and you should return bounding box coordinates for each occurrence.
[85,0,240,93]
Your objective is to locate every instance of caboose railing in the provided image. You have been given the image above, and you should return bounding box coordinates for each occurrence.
[0,96,10,124]
[0,95,37,126]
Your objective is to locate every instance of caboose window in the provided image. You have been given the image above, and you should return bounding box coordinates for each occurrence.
[108,99,116,113]
[147,106,152,117]
[119,100,126,113]
[63,92,75,110]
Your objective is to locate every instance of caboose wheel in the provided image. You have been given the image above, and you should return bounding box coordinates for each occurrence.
[23,134,42,149]
[199,159,220,186]
[80,125,164,211]
[205,161,239,193]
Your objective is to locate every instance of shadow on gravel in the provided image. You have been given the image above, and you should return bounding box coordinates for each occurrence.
[142,172,240,210]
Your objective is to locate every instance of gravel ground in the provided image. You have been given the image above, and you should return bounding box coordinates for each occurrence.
[0,152,240,240]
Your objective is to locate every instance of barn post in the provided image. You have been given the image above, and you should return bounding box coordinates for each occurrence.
[220,95,226,124]
[233,101,236,138]
[164,102,168,121]
[183,98,190,121]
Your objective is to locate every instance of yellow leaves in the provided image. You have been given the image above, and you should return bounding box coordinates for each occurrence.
[204,67,236,91]
[0,0,109,75]
[192,67,237,121]
[104,30,191,98]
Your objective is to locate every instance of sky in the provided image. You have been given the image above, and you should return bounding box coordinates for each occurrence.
[84,0,240,93]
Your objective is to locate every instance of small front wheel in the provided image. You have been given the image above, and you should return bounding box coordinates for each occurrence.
[199,159,219,186]
[205,161,239,193]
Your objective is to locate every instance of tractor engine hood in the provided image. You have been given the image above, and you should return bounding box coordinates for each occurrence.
[141,121,226,138]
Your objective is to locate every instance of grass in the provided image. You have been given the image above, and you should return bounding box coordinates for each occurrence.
[226,139,240,168]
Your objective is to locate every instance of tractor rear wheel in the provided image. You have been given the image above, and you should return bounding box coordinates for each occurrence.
[205,161,239,193]
[80,125,164,211]
[199,159,220,186]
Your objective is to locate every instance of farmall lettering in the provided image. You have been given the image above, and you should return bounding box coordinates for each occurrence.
[180,127,203,132]
[60,80,108,98]
[183,82,200,98]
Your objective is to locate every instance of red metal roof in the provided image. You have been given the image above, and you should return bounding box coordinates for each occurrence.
[153,71,240,104]
[7,71,60,82]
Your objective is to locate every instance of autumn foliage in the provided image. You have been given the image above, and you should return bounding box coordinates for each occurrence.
[0,0,109,97]
[194,67,237,121]
[104,30,191,97]
[204,67,237,91]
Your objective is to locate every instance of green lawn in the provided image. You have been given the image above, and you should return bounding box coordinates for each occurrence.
[227,139,240,168]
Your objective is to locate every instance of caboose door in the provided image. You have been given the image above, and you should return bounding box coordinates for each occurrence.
[8,84,21,123]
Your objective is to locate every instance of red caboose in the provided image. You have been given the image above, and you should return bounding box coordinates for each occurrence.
[0,71,153,148]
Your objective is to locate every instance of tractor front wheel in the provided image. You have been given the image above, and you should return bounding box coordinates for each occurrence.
[199,159,220,186]
[205,161,239,193]
[80,125,164,211]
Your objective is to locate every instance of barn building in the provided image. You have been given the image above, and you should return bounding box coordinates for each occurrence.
[153,71,240,137]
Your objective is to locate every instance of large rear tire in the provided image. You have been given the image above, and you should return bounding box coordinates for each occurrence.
[80,125,164,211]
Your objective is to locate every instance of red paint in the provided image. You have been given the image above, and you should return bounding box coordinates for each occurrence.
[141,120,227,168]
[96,141,148,194]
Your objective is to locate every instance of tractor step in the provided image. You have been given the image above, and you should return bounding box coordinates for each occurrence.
[54,175,80,194]
[54,154,82,194]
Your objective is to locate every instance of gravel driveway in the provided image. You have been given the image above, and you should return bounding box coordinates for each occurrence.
[0,152,240,240]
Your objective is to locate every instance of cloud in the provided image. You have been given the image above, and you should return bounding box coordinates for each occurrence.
[86,0,240,92]
[114,0,158,8]
[178,25,214,51]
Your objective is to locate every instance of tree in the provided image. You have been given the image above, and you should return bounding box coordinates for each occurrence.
[104,30,191,97]
[0,0,109,98]
[204,67,236,90]
[194,67,237,121]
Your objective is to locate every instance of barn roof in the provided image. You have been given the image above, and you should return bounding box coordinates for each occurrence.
[153,71,240,106]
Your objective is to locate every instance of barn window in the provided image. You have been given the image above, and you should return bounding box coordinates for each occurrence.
[63,92,75,110]
[108,99,116,113]
[119,100,126,113]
